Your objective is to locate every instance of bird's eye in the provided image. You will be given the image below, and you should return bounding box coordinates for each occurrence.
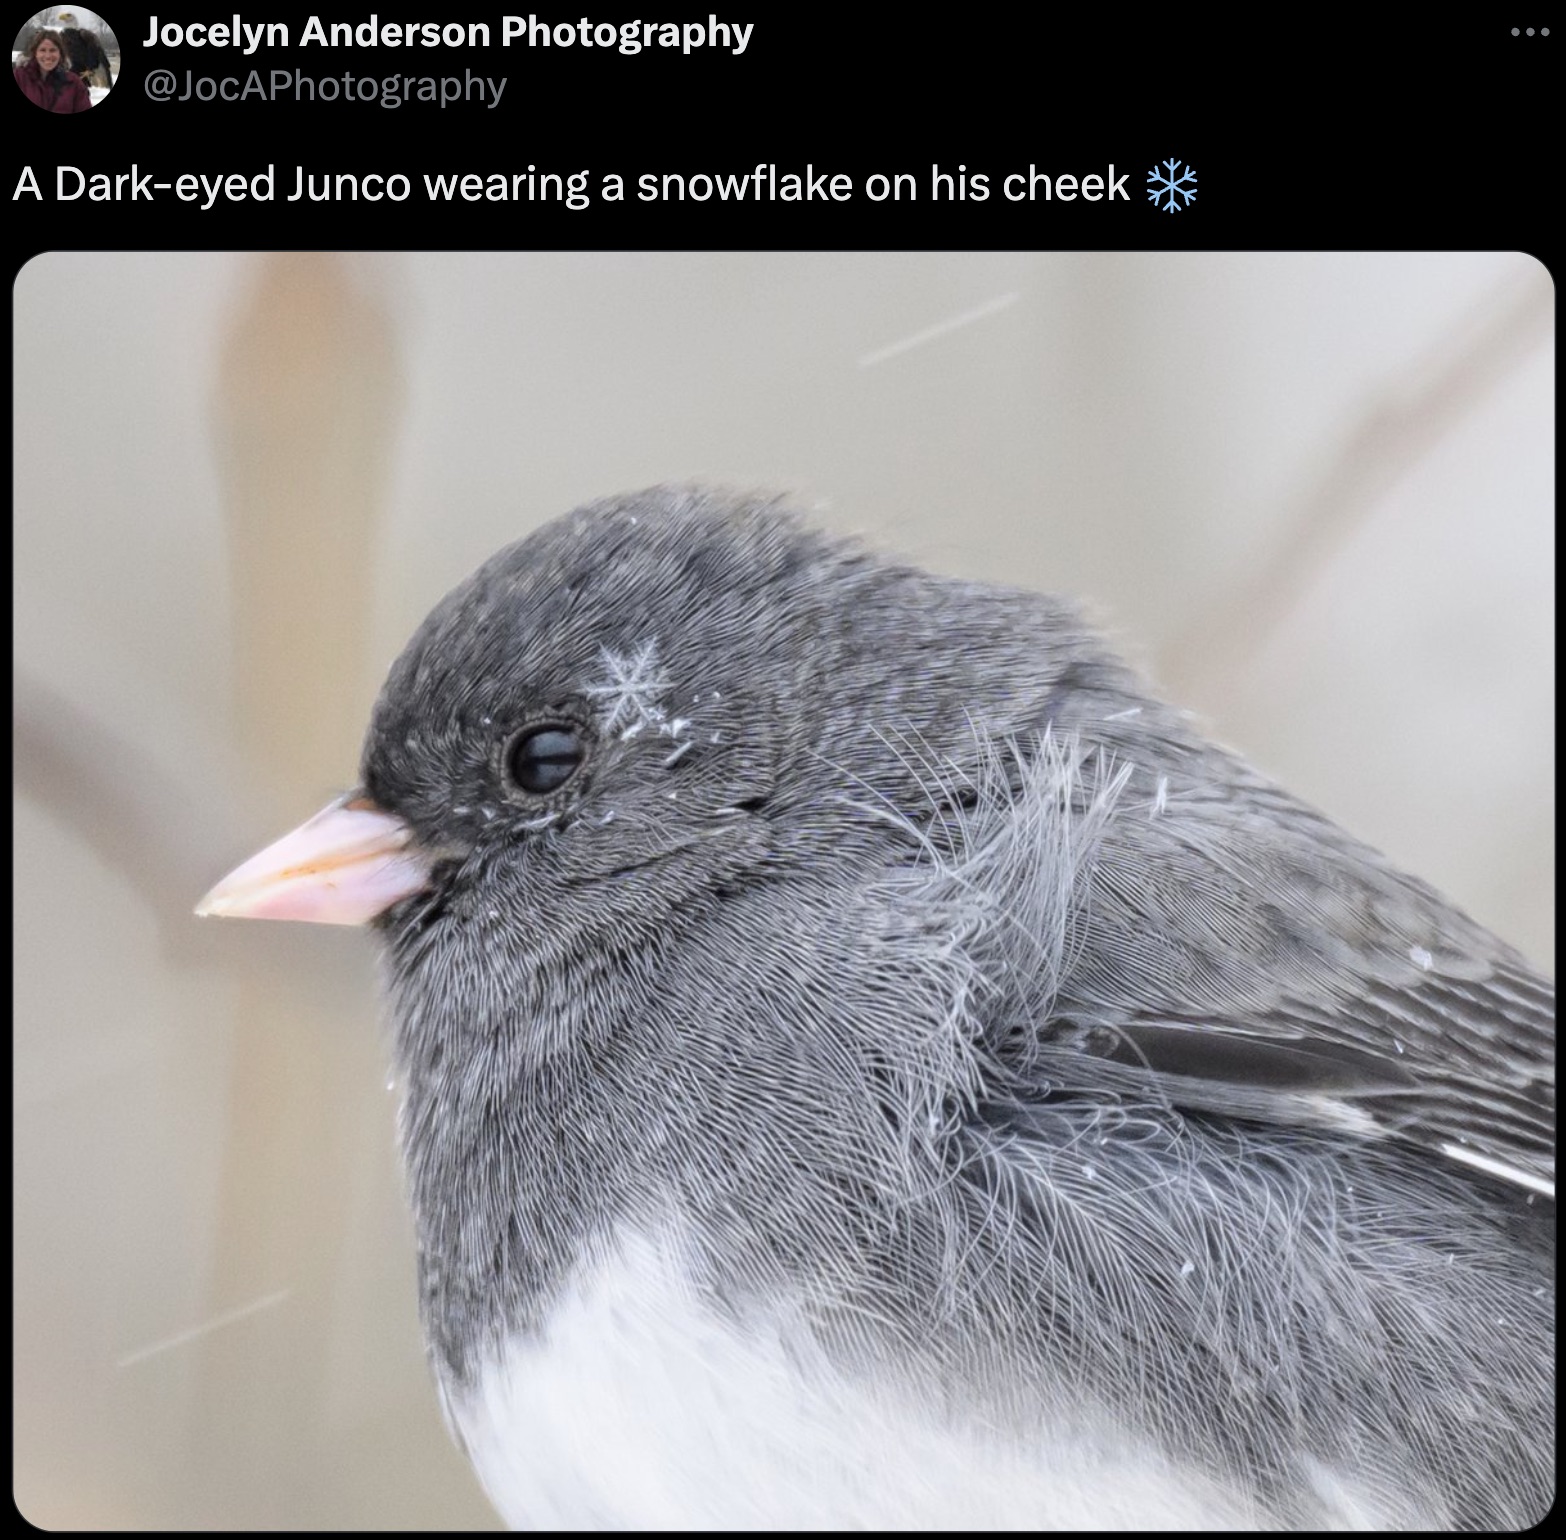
[507,724,585,796]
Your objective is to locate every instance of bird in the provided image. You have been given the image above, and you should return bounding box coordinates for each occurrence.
[197,485,1554,1528]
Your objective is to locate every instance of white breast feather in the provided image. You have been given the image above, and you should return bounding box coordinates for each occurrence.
[444,1230,1290,1529]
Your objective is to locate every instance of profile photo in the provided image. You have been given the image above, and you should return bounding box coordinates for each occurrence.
[13,7,118,111]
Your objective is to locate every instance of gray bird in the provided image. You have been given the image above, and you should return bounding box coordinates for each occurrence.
[198,486,1553,1529]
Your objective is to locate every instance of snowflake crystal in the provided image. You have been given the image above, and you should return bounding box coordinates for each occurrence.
[585,641,669,734]
[1147,158,1197,213]
[585,641,694,762]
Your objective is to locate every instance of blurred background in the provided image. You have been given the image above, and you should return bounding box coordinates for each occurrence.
[13,252,1553,1527]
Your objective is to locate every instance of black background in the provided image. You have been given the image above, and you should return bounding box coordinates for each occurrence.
[4,12,1558,251]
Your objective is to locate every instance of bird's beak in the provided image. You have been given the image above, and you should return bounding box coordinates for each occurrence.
[195,793,433,925]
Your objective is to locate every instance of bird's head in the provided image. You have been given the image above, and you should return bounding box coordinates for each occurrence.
[198,486,1118,953]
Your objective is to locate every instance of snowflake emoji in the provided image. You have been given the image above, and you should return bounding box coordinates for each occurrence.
[1147,158,1197,213]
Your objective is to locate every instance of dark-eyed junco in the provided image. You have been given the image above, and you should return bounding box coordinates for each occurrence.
[198,486,1553,1528]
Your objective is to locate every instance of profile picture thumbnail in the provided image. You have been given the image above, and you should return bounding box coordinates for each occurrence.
[14,7,118,111]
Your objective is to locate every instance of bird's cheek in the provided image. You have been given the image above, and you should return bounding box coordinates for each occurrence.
[195,794,435,926]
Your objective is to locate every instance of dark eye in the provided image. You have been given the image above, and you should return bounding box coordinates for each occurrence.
[507,724,585,795]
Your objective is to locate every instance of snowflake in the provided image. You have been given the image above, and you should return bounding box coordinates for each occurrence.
[1147,158,1197,213]
[585,641,670,735]
[584,641,695,763]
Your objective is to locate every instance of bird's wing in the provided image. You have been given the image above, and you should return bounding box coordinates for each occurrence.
[945,737,1555,1198]
[1073,965,1555,1198]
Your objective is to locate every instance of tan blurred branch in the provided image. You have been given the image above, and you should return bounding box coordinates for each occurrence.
[186,252,407,1523]
[213,253,403,815]
[14,673,248,964]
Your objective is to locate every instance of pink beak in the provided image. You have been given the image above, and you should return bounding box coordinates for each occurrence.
[195,794,434,926]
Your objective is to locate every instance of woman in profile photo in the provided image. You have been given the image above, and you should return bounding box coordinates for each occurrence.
[14,29,93,112]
